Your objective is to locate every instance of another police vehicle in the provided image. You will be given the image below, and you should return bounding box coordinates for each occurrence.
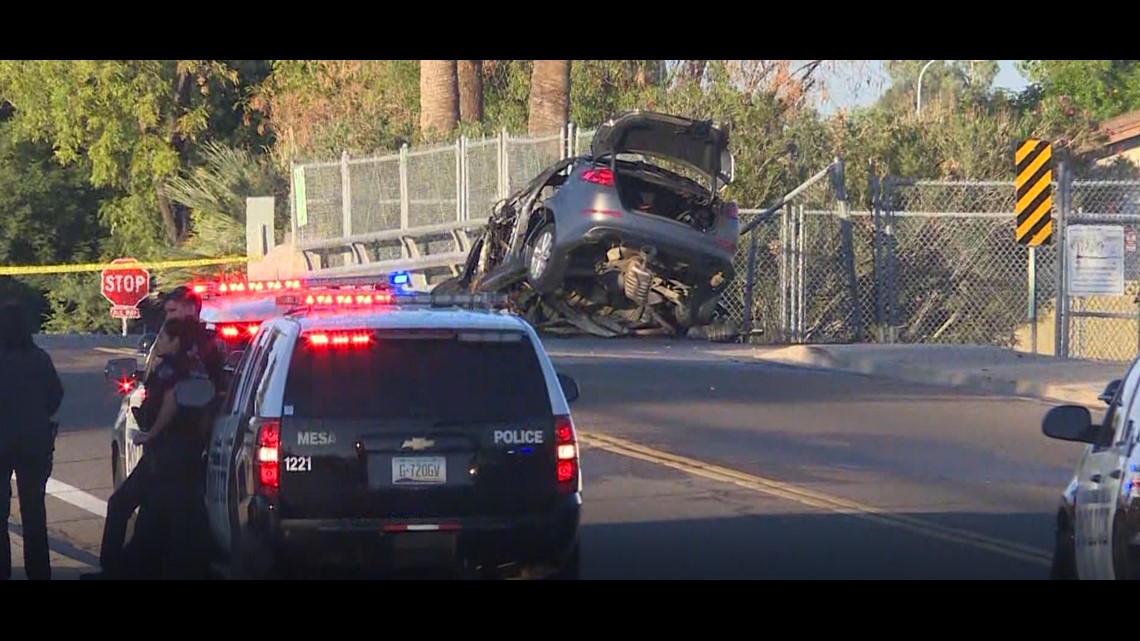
[104,279,304,488]
[1043,368,1140,580]
[204,283,583,580]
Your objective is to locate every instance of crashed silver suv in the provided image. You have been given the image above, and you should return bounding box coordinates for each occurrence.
[440,110,739,337]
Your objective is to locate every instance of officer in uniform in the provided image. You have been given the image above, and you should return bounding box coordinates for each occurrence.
[82,286,222,580]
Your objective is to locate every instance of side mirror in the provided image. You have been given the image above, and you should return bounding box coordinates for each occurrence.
[136,333,156,355]
[105,357,140,383]
[556,372,580,404]
[224,350,243,374]
[174,378,216,409]
[1099,379,1122,406]
[1042,405,1097,444]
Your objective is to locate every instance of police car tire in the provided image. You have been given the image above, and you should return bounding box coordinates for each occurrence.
[547,542,580,580]
[111,447,123,490]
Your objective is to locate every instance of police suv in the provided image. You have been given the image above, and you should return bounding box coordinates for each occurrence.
[203,284,583,580]
[1043,368,1140,580]
[104,279,304,488]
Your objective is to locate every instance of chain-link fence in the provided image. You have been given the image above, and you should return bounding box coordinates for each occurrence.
[285,124,1140,362]
[876,179,1059,352]
[1060,179,1140,362]
[290,126,578,247]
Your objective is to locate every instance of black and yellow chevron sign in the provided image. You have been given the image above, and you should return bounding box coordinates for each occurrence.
[1015,138,1054,246]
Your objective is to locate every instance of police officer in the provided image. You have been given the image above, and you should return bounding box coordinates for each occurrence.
[0,301,64,581]
[82,286,222,580]
[130,317,210,578]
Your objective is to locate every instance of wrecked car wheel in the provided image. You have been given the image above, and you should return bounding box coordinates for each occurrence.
[526,224,565,294]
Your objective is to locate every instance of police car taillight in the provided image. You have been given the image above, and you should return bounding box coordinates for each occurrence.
[255,418,281,494]
[555,415,579,491]
[217,322,262,341]
[305,331,373,347]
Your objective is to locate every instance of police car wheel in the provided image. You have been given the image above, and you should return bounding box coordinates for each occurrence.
[111,447,123,490]
[1112,516,1135,580]
[547,542,580,580]
[1049,514,1076,580]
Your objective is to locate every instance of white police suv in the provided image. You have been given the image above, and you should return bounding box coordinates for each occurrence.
[1043,367,1140,580]
[204,283,583,580]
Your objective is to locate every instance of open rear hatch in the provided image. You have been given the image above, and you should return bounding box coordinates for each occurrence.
[275,327,571,521]
[589,110,733,189]
[589,111,735,231]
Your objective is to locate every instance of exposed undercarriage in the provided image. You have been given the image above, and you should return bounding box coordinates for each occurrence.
[445,215,743,341]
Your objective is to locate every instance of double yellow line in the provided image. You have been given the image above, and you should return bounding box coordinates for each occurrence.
[579,431,1054,568]
[0,256,248,276]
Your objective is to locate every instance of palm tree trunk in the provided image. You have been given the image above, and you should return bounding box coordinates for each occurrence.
[527,60,570,136]
[458,60,483,123]
[419,60,459,139]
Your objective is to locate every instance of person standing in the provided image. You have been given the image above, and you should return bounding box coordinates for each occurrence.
[83,285,221,580]
[0,301,64,581]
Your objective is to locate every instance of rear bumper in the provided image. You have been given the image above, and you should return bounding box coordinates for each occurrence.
[562,217,737,283]
[248,493,581,575]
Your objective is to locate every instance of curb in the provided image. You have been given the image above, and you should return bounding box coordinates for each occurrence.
[753,345,1107,409]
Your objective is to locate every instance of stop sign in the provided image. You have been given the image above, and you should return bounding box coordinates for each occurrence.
[101,258,151,308]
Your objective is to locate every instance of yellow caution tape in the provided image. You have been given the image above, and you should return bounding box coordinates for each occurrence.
[0,256,249,276]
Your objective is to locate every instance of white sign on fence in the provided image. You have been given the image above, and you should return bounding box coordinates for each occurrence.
[1067,224,1125,296]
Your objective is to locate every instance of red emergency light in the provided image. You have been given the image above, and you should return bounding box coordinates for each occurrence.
[190,279,303,297]
[216,322,262,341]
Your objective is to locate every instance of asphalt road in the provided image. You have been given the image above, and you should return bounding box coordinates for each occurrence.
[5,338,1092,579]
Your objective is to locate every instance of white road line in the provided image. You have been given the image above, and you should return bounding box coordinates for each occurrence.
[93,347,136,356]
[45,478,108,519]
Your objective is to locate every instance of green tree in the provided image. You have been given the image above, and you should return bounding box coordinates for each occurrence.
[879,60,1000,113]
[1019,60,1140,123]
[0,60,242,253]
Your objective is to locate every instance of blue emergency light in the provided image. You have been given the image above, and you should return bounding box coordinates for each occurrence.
[390,271,410,287]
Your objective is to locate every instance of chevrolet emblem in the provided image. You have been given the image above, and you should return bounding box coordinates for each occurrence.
[402,437,435,451]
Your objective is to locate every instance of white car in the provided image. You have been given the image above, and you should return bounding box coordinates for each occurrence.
[203,284,583,579]
[104,280,304,487]
[1043,367,1140,579]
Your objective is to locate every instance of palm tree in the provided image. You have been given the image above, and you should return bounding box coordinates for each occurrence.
[458,60,483,124]
[419,60,459,139]
[528,60,571,135]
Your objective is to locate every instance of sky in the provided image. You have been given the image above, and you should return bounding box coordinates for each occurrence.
[816,60,1030,114]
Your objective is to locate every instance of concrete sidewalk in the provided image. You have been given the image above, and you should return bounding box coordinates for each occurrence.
[743,343,1126,408]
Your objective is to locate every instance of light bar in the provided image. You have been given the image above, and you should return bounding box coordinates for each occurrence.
[289,290,509,310]
[190,279,303,297]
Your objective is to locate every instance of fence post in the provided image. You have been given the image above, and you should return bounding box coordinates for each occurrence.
[742,233,758,338]
[870,168,885,343]
[780,200,789,339]
[797,204,805,342]
[289,160,298,244]
[499,126,509,200]
[340,150,352,238]
[455,137,463,223]
[399,144,409,260]
[831,157,861,342]
[883,176,899,343]
[1054,160,1069,358]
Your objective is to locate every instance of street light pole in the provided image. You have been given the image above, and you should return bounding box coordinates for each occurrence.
[916,59,939,115]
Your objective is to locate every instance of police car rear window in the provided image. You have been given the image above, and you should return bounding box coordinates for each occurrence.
[282,329,553,422]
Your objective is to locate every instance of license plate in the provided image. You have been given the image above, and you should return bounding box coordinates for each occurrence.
[392,456,446,485]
